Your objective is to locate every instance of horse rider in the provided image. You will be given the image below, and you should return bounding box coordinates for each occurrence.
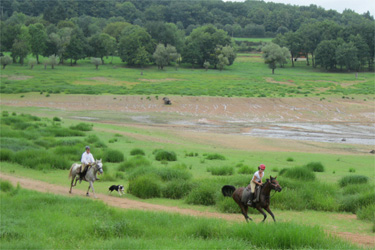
[247,164,266,206]
[79,146,95,182]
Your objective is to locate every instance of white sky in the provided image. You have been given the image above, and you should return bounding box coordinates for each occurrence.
[225,0,375,16]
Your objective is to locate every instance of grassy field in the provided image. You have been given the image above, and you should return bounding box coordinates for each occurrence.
[1,52,374,98]
[0,181,360,250]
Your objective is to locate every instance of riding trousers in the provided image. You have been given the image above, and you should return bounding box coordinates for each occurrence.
[250,181,256,194]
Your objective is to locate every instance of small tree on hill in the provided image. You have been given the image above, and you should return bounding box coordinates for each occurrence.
[91,57,102,70]
[262,42,290,74]
[135,46,150,75]
[203,61,210,71]
[0,56,12,69]
[49,55,58,69]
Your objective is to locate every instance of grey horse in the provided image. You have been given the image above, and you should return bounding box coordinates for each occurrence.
[68,159,103,198]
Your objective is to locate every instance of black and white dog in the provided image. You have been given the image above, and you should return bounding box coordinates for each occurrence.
[108,185,125,196]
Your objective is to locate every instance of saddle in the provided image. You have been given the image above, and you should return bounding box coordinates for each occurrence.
[241,185,261,204]
[79,164,91,179]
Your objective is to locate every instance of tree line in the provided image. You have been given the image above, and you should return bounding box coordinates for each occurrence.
[1,0,373,38]
[273,19,374,71]
[0,12,236,71]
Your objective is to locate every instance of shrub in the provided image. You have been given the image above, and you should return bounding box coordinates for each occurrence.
[356,204,375,221]
[342,184,372,195]
[108,138,118,143]
[118,156,151,172]
[155,150,177,161]
[130,148,145,156]
[286,157,294,162]
[339,191,375,213]
[53,117,61,122]
[70,123,93,131]
[100,173,117,182]
[216,196,241,213]
[339,175,369,187]
[0,180,14,192]
[103,149,124,163]
[272,167,279,172]
[0,148,14,162]
[86,134,100,144]
[115,172,125,180]
[282,166,315,181]
[186,184,216,206]
[305,162,325,172]
[349,168,356,173]
[205,153,226,160]
[127,174,162,199]
[207,166,234,176]
[237,165,256,175]
[127,166,156,181]
[162,180,193,199]
[156,167,192,181]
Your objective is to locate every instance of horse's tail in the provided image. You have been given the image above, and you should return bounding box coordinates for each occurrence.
[68,164,76,179]
[222,185,236,197]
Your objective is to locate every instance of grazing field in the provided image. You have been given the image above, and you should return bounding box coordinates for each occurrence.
[1,47,374,249]
[1,53,374,97]
[0,181,360,250]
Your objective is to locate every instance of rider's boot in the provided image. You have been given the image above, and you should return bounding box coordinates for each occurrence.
[247,192,254,206]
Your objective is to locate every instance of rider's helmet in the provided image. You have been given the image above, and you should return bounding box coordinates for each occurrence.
[259,164,266,170]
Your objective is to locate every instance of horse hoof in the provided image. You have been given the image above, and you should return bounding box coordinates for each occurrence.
[86,193,89,197]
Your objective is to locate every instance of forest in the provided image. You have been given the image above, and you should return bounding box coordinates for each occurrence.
[0,0,374,71]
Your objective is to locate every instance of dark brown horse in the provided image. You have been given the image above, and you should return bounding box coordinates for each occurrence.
[222,176,282,222]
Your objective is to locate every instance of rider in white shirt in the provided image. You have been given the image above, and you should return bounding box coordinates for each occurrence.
[79,146,95,180]
[247,164,266,206]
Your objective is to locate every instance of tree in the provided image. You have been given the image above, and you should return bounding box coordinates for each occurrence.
[217,54,229,71]
[88,33,115,64]
[349,34,370,70]
[65,28,86,65]
[145,22,184,52]
[91,57,102,70]
[262,42,291,74]
[275,32,302,67]
[11,39,29,65]
[28,58,36,69]
[103,22,131,43]
[28,23,47,64]
[314,40,338,70]
[243,24,265,38]
[118,25,154,66]
[203,61,210,71]
[134,46,150,75]
[0,55,12,69]
[335,42,359,71]
[182,25,232,67]
[153,44,179,70]
[49,55,58,69]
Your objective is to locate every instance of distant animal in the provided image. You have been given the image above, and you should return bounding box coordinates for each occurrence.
[68,159,103,198]
[163,97,172,105]
[108,185,125,196]
[222,176,282,222]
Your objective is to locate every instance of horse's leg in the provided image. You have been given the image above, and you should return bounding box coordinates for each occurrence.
[86,183,91,197]
[244,205,252,222]
[74,177,78,186]
[90,181,97,199]
[265,206,276,222]
[256,206,267,222]
[69,178,74,194]
[237,201,251,222]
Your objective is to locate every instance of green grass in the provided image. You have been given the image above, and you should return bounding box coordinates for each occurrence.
[1,52,373,98]
[0,182,358,249]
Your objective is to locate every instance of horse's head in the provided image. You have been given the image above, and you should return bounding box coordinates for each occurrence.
[95,159,104,175]
[267,176,282,192]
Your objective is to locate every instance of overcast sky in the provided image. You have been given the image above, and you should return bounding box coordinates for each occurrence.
[225,0,374,16]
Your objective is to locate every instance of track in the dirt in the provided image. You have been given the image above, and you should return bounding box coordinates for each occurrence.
[1,173,374,248]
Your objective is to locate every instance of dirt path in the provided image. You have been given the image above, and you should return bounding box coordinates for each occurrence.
[1,173,374,248]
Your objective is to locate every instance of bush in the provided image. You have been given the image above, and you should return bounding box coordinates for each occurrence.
[70,123,93,131]
[305,162,325,172]
[115,172,125,180]
[342,184,372,195]
[0,180,14,192]
[339,175,369,187]
[282,166,315,181]
[100,173,117,182]
[103,149,124,163]
[205,153,226,160]
[85,134,100,144]
[207,166,234,176]
[216,196,241,213]
[155,150,177,161]
[162,180,193,199]
[349,168,356,173]
[118,156,151,172]
[186,184,217,206]
[127,174,162,199]
[156,167,192,181]
[356,204,375,221]
[237,165,256,175]
[0,148,14,161]
[53,117,61,122]
[130,148,145,156]
[286,157,294,162]
[339,191,375,213]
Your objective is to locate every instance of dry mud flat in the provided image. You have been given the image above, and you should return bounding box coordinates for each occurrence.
[1,94,374,147]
